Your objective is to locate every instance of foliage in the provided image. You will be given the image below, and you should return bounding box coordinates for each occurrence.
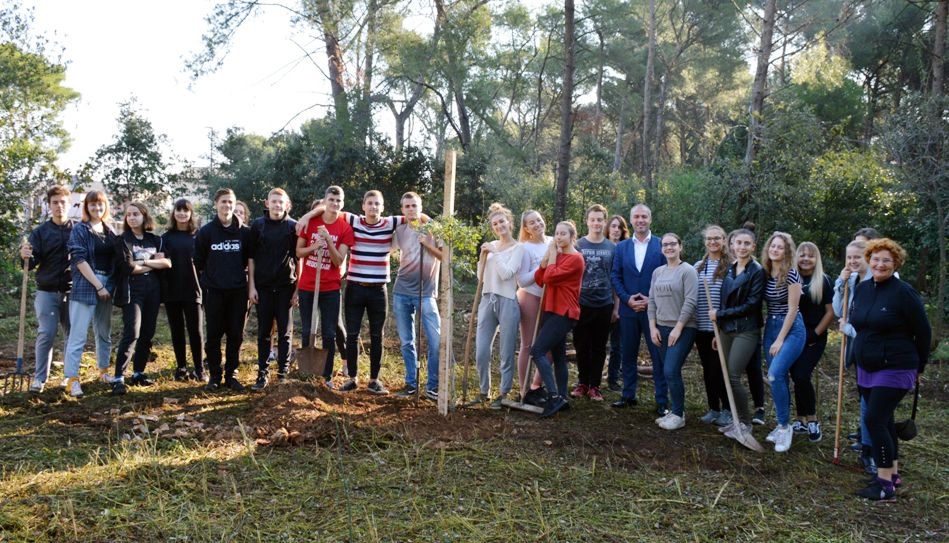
[84,100,180,210]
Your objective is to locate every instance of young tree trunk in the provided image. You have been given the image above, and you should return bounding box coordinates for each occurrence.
[934,0,947,97]
[595,29,605,139]
[743,0,777,169]
[612,78,629,173]
[642,0,656,190]
[554,0,575,224]
[654,72,667,176]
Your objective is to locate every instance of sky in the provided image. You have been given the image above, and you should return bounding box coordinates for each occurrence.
[24,0,339,172]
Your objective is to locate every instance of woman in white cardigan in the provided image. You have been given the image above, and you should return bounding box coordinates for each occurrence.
[471,203,525,408]
[515,209,551,397]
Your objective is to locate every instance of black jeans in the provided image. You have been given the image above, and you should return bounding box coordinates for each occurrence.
[695,330,726,412]
[345,283,388,380]
[607,321,621,384]
[115,278,161,378]
[256,284,295,373]
[747,340,765,408]
[791,335,827,417]
[531,311,577,397]
[859,385,908,469]
[574,304,612,387]
[204,286,248,380]
[166,301,204,373]
[299,288,341,379]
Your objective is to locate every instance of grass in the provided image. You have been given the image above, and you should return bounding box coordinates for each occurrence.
[0,298,946,542]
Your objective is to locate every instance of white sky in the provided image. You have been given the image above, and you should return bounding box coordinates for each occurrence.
[25,0,338,172]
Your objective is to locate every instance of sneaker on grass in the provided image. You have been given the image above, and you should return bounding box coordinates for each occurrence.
[856,479,896,502]
[395,386,418,397]
[699,410,720,424]
[792,420,807,434]
[752,407,766,425]
[340,379,357,392]
[659,413,685,431]
[29,379,45,393]
[66,377,83,397]
[807,421,822,442]
[586,386,604,401]
[773,425,793,453]
[111,380,127,396]
[490,394,506,410]
[98,368,116,384]
[367,380,388,395]
[570,384,588,398]
[713,410,733,427]
[251,371,269,392]
[224,377,246,393]
[425,389,438,401]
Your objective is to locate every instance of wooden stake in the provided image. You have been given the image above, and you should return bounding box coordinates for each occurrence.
[437,149,457,415]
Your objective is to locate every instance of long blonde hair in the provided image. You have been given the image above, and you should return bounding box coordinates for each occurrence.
[518,209,545,242]
[797,242,826,304]
[761,231,796,286]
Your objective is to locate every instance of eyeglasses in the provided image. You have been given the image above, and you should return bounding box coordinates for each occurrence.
[869,257,894,265]
[661,242,679,248]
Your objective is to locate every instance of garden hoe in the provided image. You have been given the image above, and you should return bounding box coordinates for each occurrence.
[460,252,487,407]
[3,255,31,396]
[703,278,764,452]
[298,248,329,378]
[501,286,546,415]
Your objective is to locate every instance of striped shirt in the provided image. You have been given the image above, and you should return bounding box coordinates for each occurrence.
[765,268,802,316]
[345,214,405,283]
[694,258,722,332]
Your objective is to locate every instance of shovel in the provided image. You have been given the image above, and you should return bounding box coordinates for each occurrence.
[703,278,764,452]
[500,285,545,415]
[3,255,30,395]
[298,248,329,379]
[460,251,487,406]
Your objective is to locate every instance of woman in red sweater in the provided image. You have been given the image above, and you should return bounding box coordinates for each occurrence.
[530,220,585,417]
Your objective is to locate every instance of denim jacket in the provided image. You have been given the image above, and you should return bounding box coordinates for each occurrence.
[67,221,119,305]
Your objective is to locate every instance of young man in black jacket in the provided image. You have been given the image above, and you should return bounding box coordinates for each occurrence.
[194,188,252,392]
[248,188,301,390]
[20,186,73,393]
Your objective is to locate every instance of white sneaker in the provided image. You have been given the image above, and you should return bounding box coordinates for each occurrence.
[766,426,781,443]
[655,412,674,425]
[98,368,116,384]
[29,379,45,393]
[774,425,793,453]
[66,377,83,397]
[659,413,685,430]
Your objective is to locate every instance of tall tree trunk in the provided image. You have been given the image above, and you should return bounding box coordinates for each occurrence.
[353,0,378,146]
[314,0,350,137]
[453,85,472,150]
[654,72,667,175]
[612,78,629,173]
[934,0,947,97]
[555,0,575,224]
[642,0,656,191]
[594,29,605,139]
[744,0,777,169]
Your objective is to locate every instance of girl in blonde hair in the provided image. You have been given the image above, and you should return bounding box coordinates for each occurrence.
[470,203,524,408]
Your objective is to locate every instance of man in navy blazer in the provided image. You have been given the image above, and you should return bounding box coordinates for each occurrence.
[609,204,667,413]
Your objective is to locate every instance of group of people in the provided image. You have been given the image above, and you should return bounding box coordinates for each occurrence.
[21,186,931,502]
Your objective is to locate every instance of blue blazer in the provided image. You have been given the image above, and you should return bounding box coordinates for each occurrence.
[610,235,664,318]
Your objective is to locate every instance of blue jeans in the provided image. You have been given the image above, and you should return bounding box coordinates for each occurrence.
[394,292,441,391]
[33,290,70,383]
[657,325,697,417]
[531,312,577,396]
[619,311,664,405]
[64,299,113,378]
[764,313,807,426]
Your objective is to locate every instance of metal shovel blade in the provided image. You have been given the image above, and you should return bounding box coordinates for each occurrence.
[722,422,765,452]
[297,346,328,378]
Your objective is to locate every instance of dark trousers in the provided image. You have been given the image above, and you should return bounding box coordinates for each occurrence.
[607,321,621,384]
[115,281,161,378]
[204,286,248,380]
[859,385,907,469]
[695,330,726,412]
[256,284,295,373]
[345,283,388,380]
[791,335,827,417]
[299,288,341,379]
[619,311,664,404]
[574,304,612,387]
[531,312,577,397]
[166,301,204,373]
[747,341,765,408]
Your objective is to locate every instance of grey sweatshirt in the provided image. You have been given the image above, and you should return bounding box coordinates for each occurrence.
[647,262,699,329]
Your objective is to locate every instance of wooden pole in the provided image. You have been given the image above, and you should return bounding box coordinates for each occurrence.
[437,149,457,415]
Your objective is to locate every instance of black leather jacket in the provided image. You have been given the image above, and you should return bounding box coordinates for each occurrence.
[717,260,765,334]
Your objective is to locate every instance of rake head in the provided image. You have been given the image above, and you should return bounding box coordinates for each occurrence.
[0,357,29,396]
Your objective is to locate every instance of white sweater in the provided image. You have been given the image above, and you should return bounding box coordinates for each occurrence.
[516,237,551,297]
[479,241,525,300]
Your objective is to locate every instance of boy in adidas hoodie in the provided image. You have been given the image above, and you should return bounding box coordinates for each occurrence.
[195,188,252,392]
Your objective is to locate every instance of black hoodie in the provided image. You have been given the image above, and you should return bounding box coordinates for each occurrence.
[249,214,298,288]
[194,216,251,290]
